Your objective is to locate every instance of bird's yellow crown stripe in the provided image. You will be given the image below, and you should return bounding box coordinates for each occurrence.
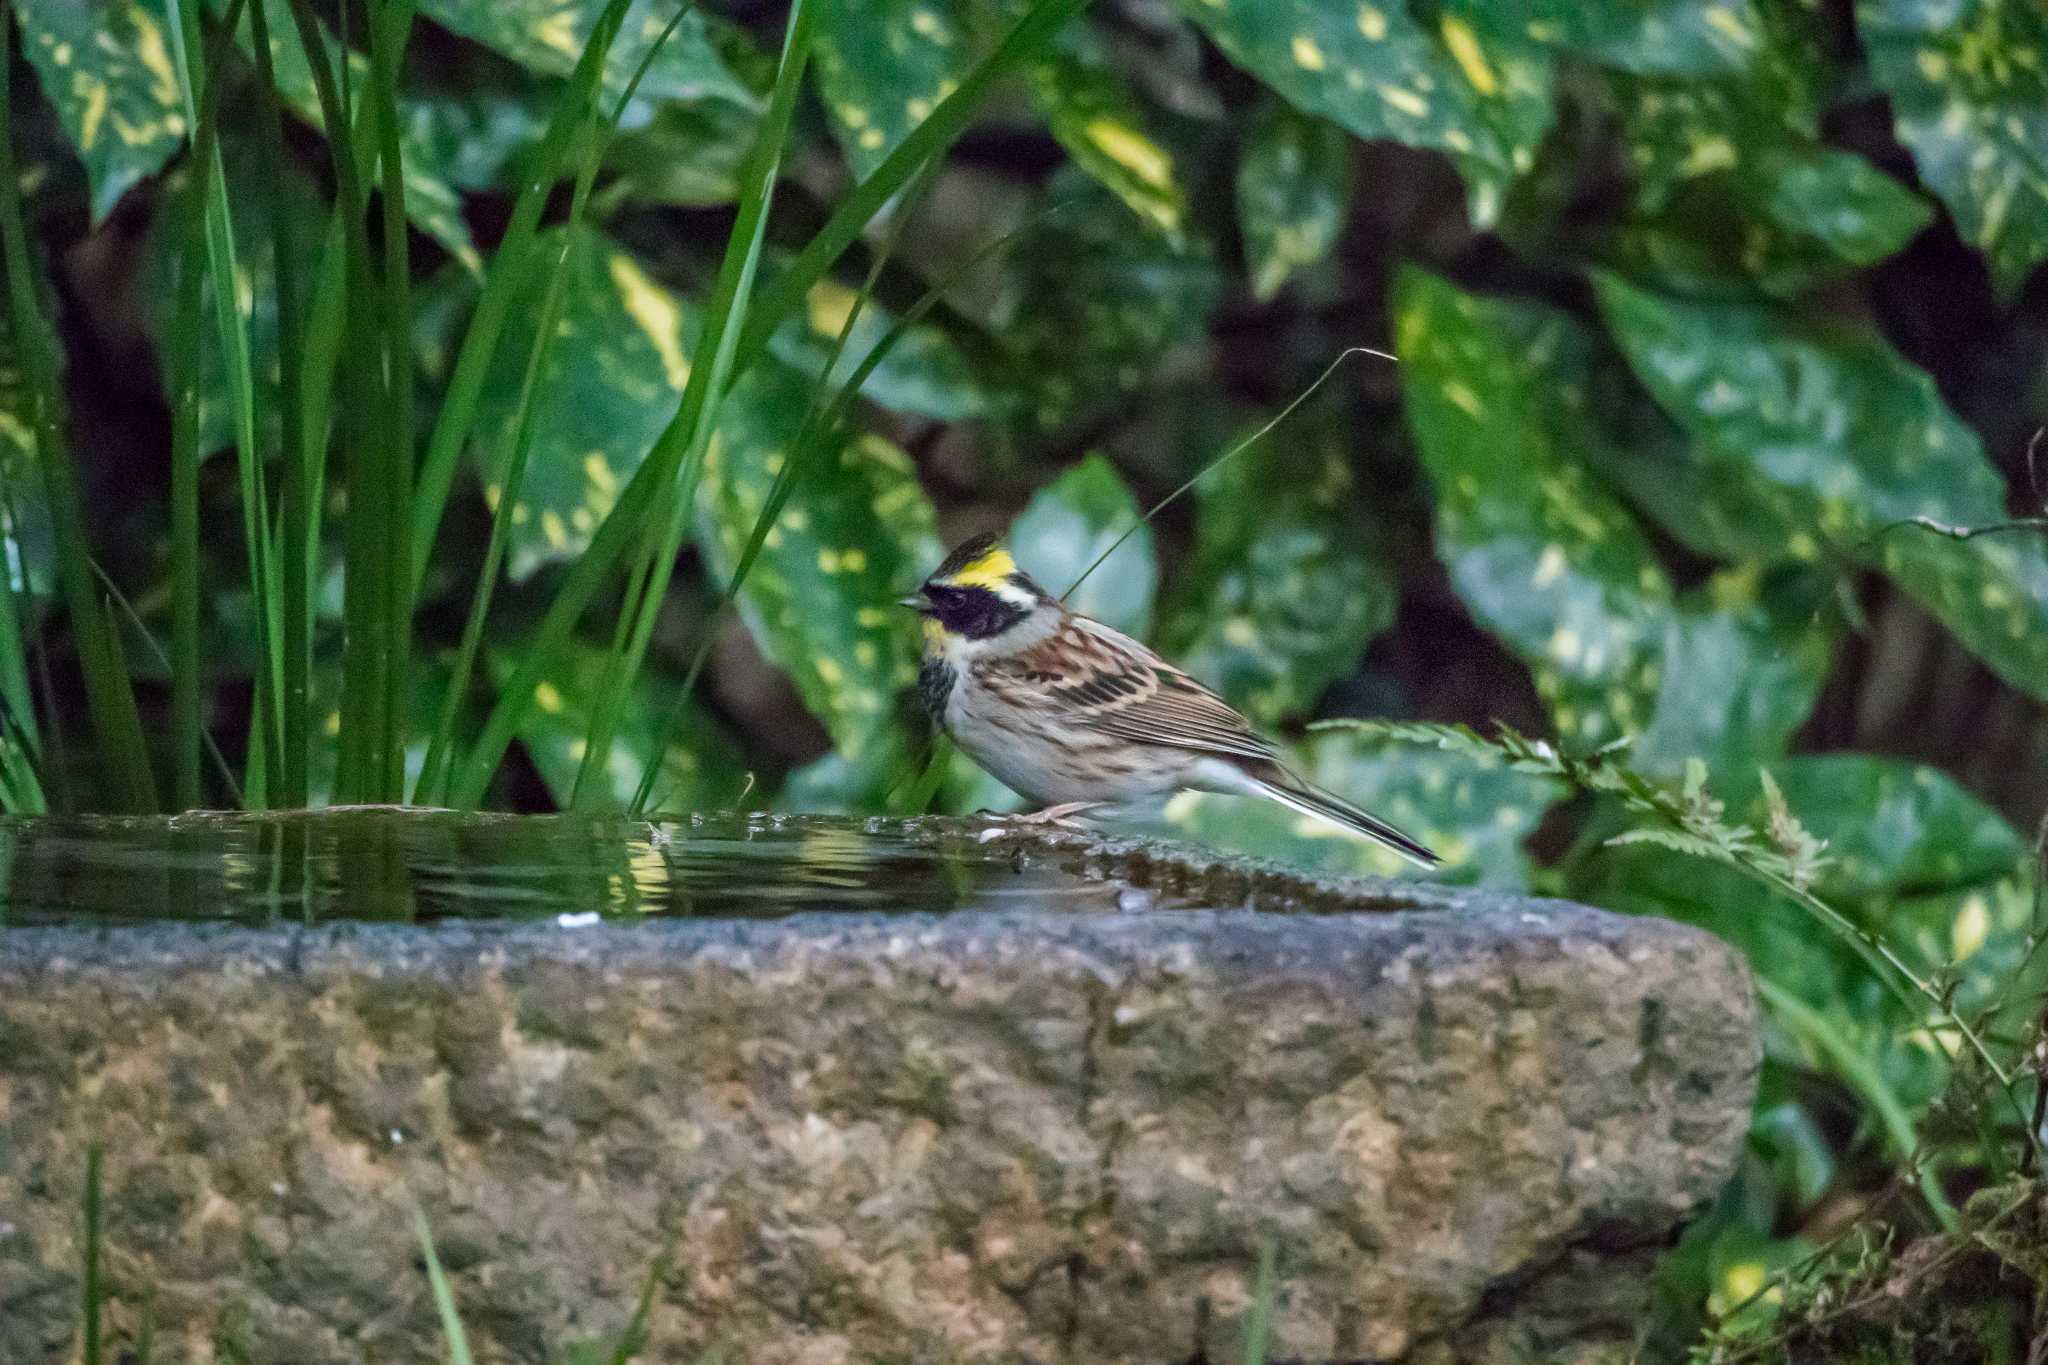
[944,546,1016,590]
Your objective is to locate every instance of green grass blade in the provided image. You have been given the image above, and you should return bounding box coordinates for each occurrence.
[629,192,1044,815]
[279,0,380,801]
[412,1207,476,1365]
[406,0,642,594]
[414,4,692,806]
[91,559,244,805]
[1754,977,1958,1230]
[1243,1241,1277,1365]
[80,1145,103,1365]
[0,16,157,812]
[568,0,820,808]
[368,0,415,799]
[731,0,1089,378]
[166,0,282,803]
[455,0,1081,808]
[0,492,45,813]
[243,0,312,808]
[166,194,206,809]
[607,1250,672,1364]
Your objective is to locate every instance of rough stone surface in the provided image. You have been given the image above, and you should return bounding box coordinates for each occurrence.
[0,823,1760,1364]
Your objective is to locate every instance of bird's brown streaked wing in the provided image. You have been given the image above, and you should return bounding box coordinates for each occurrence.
[993,616,1280,763]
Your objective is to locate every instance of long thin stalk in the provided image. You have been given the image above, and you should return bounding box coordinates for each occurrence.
[368,0,414,799]
[0,12,157,812]
[166,0,281,804]
[245,0,311,808]
[730,0,1090,378]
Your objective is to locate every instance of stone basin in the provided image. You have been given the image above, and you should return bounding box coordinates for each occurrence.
[0,809,1758,1363]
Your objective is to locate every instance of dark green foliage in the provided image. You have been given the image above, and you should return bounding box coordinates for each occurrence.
[3,0,2047,1353]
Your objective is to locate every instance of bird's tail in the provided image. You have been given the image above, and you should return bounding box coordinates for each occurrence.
[1245,772,1441,868]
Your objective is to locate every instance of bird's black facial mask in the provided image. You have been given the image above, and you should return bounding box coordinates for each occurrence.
[918,583,1029,640]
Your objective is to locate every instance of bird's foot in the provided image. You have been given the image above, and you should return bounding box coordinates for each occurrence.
[974,802,1104,841]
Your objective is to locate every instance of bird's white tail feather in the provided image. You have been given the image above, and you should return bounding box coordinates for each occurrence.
[1245,775,1441,868]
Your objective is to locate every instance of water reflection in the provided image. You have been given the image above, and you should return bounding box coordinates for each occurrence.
[0,808,1164,927]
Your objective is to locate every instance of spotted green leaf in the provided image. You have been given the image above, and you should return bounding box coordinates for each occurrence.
[437,225,701,579]
[764,270,989,422]
[398,51,554,194]
[1858,0,2048,299]
[812,0,963,178]
[1759,755,2022,902]
[1398,270,1839,770]
[1596,272,2048,704]
[1161,403,1395,727]
[1002,171,1220,431]
[1032,27,1186,237]
[415,0,757,111]
[1169,0,1553,228]
[1236,95,1354,300]
[1628,567,1838,778]
[1606,146,1932,298]
[1009,453,1155,638]
[13,0,186,222]
[694,363,944,764]
[1396,268,1670,747]
[603,96,760,206]
[1441,0,1768,75]
[1158,728,1563,887]
[502,643,748,811]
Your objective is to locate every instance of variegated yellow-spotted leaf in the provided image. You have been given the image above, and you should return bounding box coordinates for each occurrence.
[812,0,965,179]
[603,96,762,207]
[1169,0,1552,229]
[1002,171,1220,432]
[1396,268,1673,749]
[14,0,186,222]
[493,642,749,812]
[1157,727,1564,888]
[1161,397,1395,728]
[416,0,758,111]
[1596,0,1823,214]
[1603,145,1932,299]
[763,267,989,422]
[425,225,735,580]
[1397,269,1837,773]
[1596,272,2048,704]
[1236,95,1354,300]
[1441,0,1768,76]
[1627,566,1838,778]
[1031,27,1187,238]
[1859,0,2048,300]
[693,360,944,764]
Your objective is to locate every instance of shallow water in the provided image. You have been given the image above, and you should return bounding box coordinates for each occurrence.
[0,808,1174,927]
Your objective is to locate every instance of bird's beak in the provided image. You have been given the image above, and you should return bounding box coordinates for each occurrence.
[897,592,931,613]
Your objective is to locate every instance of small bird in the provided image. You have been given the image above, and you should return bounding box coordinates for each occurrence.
[901,533,1439,867]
